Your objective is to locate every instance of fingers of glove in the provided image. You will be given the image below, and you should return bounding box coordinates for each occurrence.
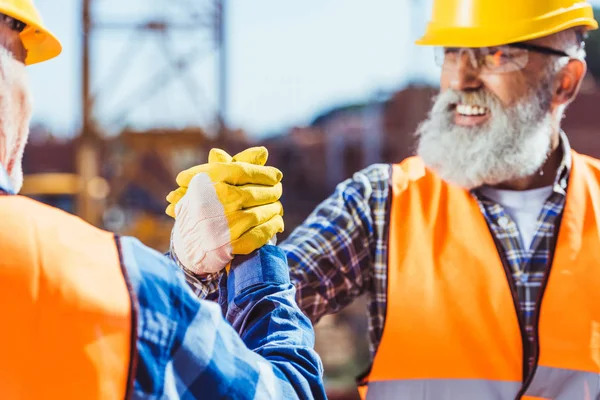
[228,201,284,240]
[214,182,283,212]
[166,186,187,204]
[237,182,283,208]
[208,148,233,163]
[166,203,176,218]
[231,215,284,255]
[176,162,282,187]
[231,146,268,166]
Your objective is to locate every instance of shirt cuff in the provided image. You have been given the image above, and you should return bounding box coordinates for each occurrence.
[226,245,290,300]
[167,230,222,298]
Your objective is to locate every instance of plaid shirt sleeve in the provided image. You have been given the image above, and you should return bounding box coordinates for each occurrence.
[279,164,391,324]
[121,237,326,400]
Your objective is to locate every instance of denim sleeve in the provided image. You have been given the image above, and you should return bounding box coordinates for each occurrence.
[120,237,326,400]
[220,246,327,399]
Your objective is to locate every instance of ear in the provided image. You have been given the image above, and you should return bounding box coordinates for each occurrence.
[553,59,586,106]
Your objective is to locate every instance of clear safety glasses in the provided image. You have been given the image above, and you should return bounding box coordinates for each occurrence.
[434,43,571,74]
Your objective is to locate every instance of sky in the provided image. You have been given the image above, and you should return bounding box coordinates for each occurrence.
[26,0,600,139]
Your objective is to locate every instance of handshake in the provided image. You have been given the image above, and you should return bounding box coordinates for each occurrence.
[167,147,284,275]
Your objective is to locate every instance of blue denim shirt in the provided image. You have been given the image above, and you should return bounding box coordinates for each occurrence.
[0,165,325,400]
[121,240,325,399]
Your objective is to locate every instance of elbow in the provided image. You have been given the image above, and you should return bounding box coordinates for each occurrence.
[265,348,327,400]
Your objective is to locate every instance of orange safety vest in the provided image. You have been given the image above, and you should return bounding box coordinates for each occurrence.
[0,195,136,400]
[359,151,600,400]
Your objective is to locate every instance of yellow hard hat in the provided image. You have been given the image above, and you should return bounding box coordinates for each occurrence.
[416,0,599,48]
[0,0,61,65]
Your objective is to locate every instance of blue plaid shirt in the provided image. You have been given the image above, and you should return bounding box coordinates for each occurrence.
[0,167,325,400]
[181,134,572,379]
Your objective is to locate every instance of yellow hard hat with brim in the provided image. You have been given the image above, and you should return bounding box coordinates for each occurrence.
[0,0,61,65]
[416,0,599,48]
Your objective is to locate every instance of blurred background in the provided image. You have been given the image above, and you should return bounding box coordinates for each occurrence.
[22,1,600,398]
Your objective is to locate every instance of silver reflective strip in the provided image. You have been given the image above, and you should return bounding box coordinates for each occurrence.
[366,379,521,400]
[366,368,600,400]
[525,366,600,399]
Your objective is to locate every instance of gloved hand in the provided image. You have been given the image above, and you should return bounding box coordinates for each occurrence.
[168,147,284,275]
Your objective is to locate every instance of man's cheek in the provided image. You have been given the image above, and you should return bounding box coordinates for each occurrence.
[482,75,528,107]
[439,73,452,91]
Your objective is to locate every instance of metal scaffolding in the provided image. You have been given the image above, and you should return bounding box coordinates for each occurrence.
[78,0,227,225]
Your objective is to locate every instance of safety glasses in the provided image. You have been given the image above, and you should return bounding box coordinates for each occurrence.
[434,43,570,74]
[0,13,26,33]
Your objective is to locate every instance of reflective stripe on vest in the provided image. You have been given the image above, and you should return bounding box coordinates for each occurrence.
[0,195,136,399]
[361,152,600,399]
[367,366,599,399]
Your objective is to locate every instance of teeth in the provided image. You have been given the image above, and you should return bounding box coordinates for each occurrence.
[456,104,487,116]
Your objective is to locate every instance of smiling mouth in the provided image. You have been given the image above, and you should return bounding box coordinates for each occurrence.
[455,103,489,116]
[452,103,490,126]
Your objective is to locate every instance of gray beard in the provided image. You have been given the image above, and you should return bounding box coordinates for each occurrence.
[415,86,554,190]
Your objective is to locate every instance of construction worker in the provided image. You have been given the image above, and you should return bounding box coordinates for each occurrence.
[167,0,600,398]
[0,2,327,399]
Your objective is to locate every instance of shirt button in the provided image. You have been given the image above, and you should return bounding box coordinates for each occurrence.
[498,216,510,228]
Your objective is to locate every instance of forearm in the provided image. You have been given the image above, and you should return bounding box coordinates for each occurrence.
[173,297,324,400]
[221,246,326,399]
[125,238,324,399]
[278,165,391,323]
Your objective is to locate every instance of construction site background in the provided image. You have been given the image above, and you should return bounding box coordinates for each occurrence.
[20,3,600,400]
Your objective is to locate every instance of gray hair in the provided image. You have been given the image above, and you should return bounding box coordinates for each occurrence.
[549,28,587,71]
[543,28,588,116]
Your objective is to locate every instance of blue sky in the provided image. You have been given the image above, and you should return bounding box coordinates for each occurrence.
[26,0,600,138]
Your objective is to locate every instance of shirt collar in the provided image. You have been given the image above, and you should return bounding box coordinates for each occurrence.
[552,130,571,196]
[0,164,15,194]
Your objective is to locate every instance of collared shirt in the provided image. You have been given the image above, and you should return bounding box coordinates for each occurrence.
[0,168,325,400]
[179,135,571,380]
[472,135,570,377]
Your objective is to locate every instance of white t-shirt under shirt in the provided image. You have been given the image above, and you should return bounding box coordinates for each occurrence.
[478,185,554,251]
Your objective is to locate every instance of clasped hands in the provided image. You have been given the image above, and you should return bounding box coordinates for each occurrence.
[167,147,284,275]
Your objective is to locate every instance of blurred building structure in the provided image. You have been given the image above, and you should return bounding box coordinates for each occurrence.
[76,0,229,227]
[23,0,231,249]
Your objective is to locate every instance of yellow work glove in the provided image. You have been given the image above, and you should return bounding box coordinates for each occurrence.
[168,147,284,276]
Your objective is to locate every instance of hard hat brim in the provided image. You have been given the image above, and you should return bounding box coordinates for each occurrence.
[416,7,598,48]
[21,26,62,65]
[0,2,62,65]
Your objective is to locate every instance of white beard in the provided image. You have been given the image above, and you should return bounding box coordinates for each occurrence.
[0,41,31,193]
[415,86,554,190]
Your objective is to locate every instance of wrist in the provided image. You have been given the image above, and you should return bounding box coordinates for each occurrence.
[267,234,278,246]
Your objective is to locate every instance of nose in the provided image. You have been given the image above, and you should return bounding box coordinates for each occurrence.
[449,49,483,92]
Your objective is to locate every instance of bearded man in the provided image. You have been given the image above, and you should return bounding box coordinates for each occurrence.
[167,0,600,398]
